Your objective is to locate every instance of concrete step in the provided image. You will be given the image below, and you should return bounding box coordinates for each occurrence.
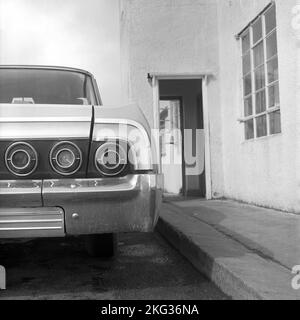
[156,203,300,300]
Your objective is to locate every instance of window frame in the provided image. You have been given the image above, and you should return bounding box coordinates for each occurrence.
[239,3,281,141]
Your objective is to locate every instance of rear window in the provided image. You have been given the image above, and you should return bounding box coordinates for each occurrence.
[0,68,97,105]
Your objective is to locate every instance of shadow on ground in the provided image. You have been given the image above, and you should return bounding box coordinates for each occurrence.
[0,232,228,300]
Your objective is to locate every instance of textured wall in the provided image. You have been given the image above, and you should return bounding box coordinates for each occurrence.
[217,0,299,212]
[120,0,224,196]
[120,0,299,212]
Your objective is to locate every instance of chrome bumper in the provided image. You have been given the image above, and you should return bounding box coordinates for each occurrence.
[0,174,163,238]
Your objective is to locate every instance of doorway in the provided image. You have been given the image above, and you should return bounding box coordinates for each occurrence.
[159,79,206,198]
[159,97,185,196]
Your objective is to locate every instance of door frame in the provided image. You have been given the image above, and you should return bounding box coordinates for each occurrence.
[150,73,213,200]
[159,96,186,196]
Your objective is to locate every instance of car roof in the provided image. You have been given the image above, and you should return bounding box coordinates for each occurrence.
[0,65,94,77]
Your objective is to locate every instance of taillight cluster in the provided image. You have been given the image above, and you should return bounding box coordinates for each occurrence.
[4,140,131,178]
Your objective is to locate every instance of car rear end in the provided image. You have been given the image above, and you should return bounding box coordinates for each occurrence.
[0,66,163,246]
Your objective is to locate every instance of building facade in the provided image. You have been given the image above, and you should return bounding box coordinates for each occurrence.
[120,0,300,213]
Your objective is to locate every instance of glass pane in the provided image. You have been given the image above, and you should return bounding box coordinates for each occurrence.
[256,90,266,114]
[253,18,262,43]
[242,31,250,54]
[267,57,278,84]
[245,119,254,140]
[253,42,264,67]
[242,53,251,75]
[256,115,267,138]
[243,74,252,96]
[159,99,182,156]
[269,110,281,135]
[255,66,265,90]
[0,69,95,105]
[265,5,276,35]
[266,32,277,59]
[244,96,253,116]
[268,83,280,108]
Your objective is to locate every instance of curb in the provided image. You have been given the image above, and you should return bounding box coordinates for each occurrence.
[156,205,299,300]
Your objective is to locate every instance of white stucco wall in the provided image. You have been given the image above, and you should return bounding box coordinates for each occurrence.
[217,0,299,212]
[120,0,225,196]
[120,0,299,212]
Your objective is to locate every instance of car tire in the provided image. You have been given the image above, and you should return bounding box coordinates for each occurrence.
[84,233,117,258]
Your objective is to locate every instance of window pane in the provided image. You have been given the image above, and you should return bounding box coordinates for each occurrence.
[253,42,264,67]
[255,65,265,90]
[266,32,277,59]
[268,83,280,108]
[243,73,252,96]
[244,96,253,116]
[267,57,278,84]
[0,69,94,105]
[256,90,266,114]
[256,115,267,137]
[265,5,276,35]
[242,31,250,54]
[245,119,254,140]
[269,110,281,135]
[253,18,262,43]
[242,53,251,75]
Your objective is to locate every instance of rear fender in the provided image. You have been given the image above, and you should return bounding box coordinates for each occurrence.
[93,104,155,171]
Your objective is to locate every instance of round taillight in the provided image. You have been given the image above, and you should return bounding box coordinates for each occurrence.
[5,142,38,176]
[94,142,128,177]
[50,142,82,176]
[56,149,76,168]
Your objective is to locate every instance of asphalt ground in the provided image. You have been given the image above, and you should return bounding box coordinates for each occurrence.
[0,232,228,300]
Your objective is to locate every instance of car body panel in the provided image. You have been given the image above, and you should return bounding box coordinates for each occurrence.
[0,65,162,240]
[0,104,93,140]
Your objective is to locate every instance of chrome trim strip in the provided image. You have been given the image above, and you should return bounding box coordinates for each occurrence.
[0,227,63,231]
[0,65,94,77]
[0,219,63,224]
[43,175,140,194]
[0,212,59,216]
[0,207,65,238]
[0,117,92,123]
[0,123,91,140]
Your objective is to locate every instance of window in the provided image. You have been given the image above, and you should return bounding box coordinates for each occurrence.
[0,68,97,105]
[241,3,281,140]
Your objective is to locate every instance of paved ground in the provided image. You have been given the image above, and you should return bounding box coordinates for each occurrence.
[158,200,300,300]
[0,232,228,300]
[168,199,300,270]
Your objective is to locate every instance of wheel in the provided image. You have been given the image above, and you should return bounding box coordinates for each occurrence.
[84,233,117,258]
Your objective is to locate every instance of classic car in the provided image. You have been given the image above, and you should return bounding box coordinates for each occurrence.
[0,65,163,257]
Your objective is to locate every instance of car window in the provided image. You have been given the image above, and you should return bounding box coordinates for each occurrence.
[0,68,97,105]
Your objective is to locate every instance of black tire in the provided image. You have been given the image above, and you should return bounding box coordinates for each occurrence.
[84,233,117,258]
